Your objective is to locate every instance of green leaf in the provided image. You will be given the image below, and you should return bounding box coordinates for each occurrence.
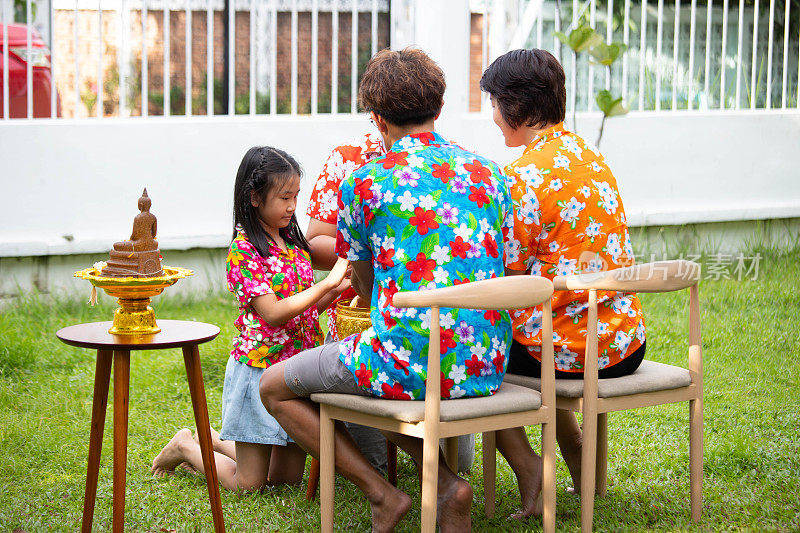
[595,90,629,117]
[441,352,457,374]
[557,23,603,53]
[401,223,417,241]
[589,41,628,66]
[468,212,478,231]
[387,204,411,218]
[420,234,440,257]
[386,225,396,238]
[411,322,428,336]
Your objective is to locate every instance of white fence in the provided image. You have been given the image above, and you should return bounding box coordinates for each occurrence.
[483,0,800,113]
[2,0,799,120]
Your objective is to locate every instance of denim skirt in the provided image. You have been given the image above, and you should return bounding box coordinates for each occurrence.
[219,356,294,446]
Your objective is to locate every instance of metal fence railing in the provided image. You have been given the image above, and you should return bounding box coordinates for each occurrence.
[477,0,800,113]
[1,0,390,119]
[2,0,798,119]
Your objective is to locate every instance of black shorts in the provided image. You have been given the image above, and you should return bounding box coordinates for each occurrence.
[507,340,646,379]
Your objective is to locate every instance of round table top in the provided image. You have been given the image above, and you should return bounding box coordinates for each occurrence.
[56,320,220,350]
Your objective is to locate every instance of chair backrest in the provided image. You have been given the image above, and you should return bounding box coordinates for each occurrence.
[553,260,703,396]
[392,275,555,424]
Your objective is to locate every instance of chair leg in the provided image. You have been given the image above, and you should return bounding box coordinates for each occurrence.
[690,398,703,522]
[596,413,608,497]
[580,411,598,533]
[541,420,557,533]
[387,441,398,487]
[420,432,440,533]
[481,431,496,518]
[319,406,335,533]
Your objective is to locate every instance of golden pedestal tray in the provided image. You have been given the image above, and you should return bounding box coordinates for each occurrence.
[74,266,193,335]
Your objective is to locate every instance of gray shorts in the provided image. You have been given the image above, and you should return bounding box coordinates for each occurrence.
[283,341,368,398]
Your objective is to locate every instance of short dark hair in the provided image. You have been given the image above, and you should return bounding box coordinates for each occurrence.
[358,48,446,126]
[480,49,566,129]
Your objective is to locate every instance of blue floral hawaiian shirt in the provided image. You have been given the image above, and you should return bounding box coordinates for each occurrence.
[335,131,514,400]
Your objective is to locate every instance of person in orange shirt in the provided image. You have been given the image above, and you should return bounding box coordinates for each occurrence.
[480,49,646,498]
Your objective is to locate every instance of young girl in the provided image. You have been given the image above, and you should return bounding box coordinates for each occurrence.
[152,146,350,490]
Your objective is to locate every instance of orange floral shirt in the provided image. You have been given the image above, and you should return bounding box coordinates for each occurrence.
[307,132,385,339]
[505,123,645,373]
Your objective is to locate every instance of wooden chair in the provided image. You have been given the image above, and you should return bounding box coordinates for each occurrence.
[500,260,703,532]
[311,275,558,533]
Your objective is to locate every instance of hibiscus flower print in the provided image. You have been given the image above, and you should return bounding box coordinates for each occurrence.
[405,252,436,283]
[554,346,579,371]
[559,196,586,228]
[398,190,418,211]
[437,203,459,225]
[554,256,578,276]
[395,167,420,186]
[553,155,570,170]
[517,163,546,188]
[605,233,623,262]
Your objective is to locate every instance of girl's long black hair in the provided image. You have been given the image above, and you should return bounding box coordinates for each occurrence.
[232,146,310,259]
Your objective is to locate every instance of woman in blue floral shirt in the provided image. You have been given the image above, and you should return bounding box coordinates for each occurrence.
[260,48,536,531]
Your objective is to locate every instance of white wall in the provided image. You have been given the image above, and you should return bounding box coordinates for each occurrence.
[2,110,799,258]
[1,110,799,297]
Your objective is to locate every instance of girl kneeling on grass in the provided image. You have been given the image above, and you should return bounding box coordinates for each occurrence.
[152,146,350,490]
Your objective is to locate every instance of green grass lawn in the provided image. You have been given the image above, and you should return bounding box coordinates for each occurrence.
[1,251,799,531]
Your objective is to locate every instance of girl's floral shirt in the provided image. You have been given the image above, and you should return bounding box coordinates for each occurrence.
[336,132,514,400]
[226,228,323,368]
[505,123,645,373]
[306,132,386,339]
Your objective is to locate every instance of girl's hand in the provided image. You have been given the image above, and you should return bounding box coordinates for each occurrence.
[333,277,352,296]
[326,257,349,289]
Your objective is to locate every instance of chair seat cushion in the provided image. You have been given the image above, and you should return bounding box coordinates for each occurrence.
[503,360,692,399]
[310,382,542,423]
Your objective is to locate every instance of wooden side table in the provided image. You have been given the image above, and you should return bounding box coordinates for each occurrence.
[56,320,226,533]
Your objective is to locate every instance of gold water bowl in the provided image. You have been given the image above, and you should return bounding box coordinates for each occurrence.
[335,298,372,339]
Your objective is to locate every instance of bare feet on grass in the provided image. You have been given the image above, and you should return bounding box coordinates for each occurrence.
[437,477,473,533]
[368,485,412,533]
[561,442,582,495]
[510,459,543,520]
[151,428,194,477]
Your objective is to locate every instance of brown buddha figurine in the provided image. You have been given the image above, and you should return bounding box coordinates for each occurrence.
[101,188,164,278]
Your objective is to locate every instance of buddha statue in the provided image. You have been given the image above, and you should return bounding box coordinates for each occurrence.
[101,189,164,278]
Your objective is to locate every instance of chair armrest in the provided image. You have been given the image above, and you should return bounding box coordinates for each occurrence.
[553,260,701,293]
[393,275,553,310]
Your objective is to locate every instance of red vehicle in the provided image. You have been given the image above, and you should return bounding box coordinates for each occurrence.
[0,23,60,118]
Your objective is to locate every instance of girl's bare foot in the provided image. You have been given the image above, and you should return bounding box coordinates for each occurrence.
[151,428,194,477]
[178,462,198,474]
[368,485,412,533]
[194,426,236,459]
[437,477,473,533]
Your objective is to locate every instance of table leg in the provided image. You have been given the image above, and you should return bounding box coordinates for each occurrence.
[81,349,113,533]
[182,344,226,533]
[112,350,130,533]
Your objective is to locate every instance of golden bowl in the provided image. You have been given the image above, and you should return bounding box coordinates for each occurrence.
[335,298,372,339]
[74,265,193,335]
